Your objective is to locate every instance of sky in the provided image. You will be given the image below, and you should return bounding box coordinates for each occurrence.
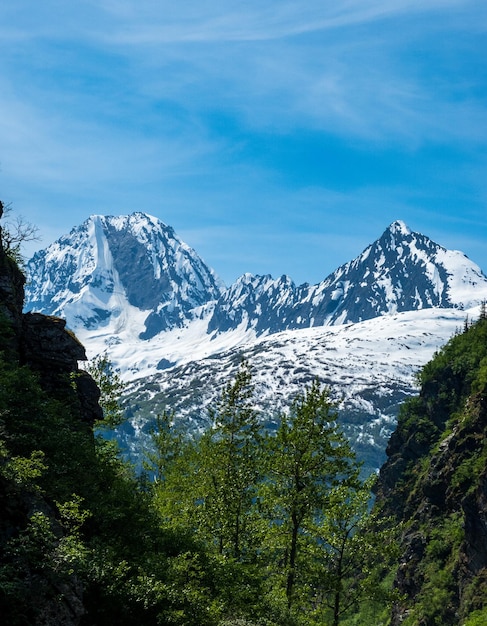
[1,1,487,286]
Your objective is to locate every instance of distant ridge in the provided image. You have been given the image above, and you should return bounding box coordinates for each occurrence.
[24,214,487,378]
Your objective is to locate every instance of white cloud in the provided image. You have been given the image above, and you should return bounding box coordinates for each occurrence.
[1,0,486,283]
[93,0,477,44]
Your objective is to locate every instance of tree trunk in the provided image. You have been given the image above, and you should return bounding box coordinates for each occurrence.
[286,511,299,609]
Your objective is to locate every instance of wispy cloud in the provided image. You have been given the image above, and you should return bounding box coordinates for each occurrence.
[94,0,477,44]
[0,1,486,282]
[78,1,486,146]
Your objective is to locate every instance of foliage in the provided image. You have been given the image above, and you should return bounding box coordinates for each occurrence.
[262,379,360,612]
[464,608,487,626]
[84,352,125,427]
[307,477,400,626]
[6,310,487,624]
[144,371,395,625]
[197,359,262,560]
[0,201,40,265]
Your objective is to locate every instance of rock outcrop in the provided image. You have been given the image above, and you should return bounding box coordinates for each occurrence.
[0,206,103,624]
[0,203,102,425]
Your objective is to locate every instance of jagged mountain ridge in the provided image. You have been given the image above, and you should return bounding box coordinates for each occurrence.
[207,220,487,335]
[24,215,487,379]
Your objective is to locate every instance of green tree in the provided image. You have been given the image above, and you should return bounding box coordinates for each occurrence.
[308,477,399,626]
[198,359,262,561]
[84,352,124,428]
[144,411,199,533]
[263,379,359,612]
[144,410,184,483]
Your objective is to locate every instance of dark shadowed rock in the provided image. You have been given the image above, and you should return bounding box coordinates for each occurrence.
[22,312,86,369]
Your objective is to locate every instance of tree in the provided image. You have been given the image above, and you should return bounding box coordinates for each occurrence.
[198,359,262,561]
[263,379,359,612]
[0,201,39,264]
[84,352,124,428]
[144,410,199,532]
[144,410,184,483]
[308,476,399,626]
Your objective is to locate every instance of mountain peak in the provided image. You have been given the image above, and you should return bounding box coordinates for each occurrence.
[387,220,411,236]
[24,215,487,378]
[24,213,224,338]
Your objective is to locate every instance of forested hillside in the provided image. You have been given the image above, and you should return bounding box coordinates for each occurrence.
[375,307,487,625]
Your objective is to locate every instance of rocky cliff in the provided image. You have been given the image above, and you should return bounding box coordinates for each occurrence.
[0,202,102,425]
[375,310,487,625]
[0,203,102,625]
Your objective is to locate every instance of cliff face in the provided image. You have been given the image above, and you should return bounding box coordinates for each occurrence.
[0,206,102,625]
[375,313,487,625]
[0,203,102,425]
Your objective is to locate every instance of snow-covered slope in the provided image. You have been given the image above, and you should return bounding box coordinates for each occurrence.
[25,213,224,343]
[119,306,474,474]
[24,216,487,380]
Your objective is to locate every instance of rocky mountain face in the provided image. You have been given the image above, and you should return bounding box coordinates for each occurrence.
[25,212,224,339]
[374,314,487,625]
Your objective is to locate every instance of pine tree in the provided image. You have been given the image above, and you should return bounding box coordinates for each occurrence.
[480,300,486,320]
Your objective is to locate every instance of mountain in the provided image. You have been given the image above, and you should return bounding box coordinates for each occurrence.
[25,212,224,340]
[24,213,487,472]
[207,220,486,335]
[24,215,487,378]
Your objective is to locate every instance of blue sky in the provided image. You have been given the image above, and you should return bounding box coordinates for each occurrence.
[1,1,486,286]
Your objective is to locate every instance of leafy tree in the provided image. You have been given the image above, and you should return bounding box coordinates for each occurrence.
[262,379,359,612]
[197,359,262,561]
[144,410,183,482]
[84,352,124,428]
[308,477,399,626]
[144,411,199,533]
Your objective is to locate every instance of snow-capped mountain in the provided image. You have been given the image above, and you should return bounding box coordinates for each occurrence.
[207,220,487,335]
[25,213,224,340]
[25,214,487,379]
[24,213,487,472]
